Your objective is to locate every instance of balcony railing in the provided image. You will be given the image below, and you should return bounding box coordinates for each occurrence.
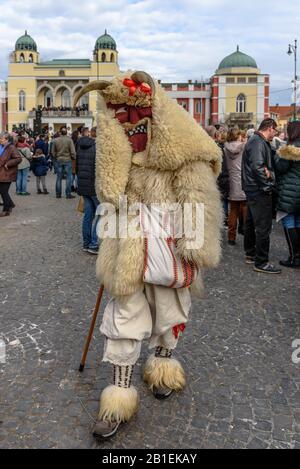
[229,112,253,121]
[28,110,93,118]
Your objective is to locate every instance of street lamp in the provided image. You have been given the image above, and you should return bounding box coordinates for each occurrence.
[287,39,298,120]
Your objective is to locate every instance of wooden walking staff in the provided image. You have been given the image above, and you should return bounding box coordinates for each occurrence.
[79,284,104,372]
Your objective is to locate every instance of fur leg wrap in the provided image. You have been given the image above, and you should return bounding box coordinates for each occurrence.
[98,385,139,424]
[143,354,186,392]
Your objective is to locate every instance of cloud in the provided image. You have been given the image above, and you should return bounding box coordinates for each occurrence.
[0,0,298,103]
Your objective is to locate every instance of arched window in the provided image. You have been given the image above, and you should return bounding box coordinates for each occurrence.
[101,52,106,62]
[77,92,89,109]
[236,94,246,113]
[19,90,26,111]
[61,89,71,107]
[29,54,33,63]
[20,53,25,63]
[44,89,53,107]
[110,53,115,63]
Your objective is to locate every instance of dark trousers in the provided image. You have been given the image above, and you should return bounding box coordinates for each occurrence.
[244,192,273,267]
[0,182,13,212]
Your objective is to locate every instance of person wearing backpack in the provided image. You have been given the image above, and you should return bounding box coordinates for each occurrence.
[16,136,32,195]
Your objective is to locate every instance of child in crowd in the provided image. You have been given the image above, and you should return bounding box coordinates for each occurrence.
[31,148,49,194]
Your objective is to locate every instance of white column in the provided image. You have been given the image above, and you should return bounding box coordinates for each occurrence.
[205,97,210,127]
[189,98,194,116]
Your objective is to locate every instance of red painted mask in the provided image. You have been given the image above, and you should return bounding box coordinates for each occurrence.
[107,103,152,153]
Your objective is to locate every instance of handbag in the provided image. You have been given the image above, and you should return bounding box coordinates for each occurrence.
[141,204,198,288]
[77,196,84,213]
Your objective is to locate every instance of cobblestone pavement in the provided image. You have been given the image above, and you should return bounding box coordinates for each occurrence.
[0,173,299,449]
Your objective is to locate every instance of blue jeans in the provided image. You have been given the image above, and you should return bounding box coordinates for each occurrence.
[281,213,300,229]
[55,161,72,197]
[82,196,100,248]
[16,167,29,194]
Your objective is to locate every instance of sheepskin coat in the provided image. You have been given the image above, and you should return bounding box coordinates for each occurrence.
[274,143,300,214]
[95,83,223,297]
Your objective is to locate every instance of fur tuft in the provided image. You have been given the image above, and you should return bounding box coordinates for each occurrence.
[278,145,300,161]
[98,385,139,423]
[143,355,186,392]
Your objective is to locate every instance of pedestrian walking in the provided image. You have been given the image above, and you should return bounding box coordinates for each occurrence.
[52,127,76,199]
[0,132,22,217]
[16,136,32,195]
[274,120,300,268]
[224,129,247,245]
[242,118,281,274]
[76,126,99,254]
[31,148,49,194]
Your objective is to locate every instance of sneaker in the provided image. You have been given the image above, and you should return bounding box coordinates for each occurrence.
[66,195,76,199]
[245,255,255,264]
[228,240,236,246]
[280,258,300,269]
[92,419,120,440]
[87,248,98,255]
[37,189,42,194]
[56,195,61,199]
[254,263,282,274]
[82,247,89,253]
[22,192,30,196]
[43,190,49,195]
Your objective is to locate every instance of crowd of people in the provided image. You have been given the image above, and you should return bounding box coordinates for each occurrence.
[1,118,300,272]
[0,125,100,256]
[206,118,300,273]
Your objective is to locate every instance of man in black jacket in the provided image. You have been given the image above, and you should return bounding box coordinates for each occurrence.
[76,127,99,254]
[242,118,281,274]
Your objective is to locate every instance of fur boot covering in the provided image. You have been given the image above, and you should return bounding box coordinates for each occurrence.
[143,354,186,392]
[98,385,139,423]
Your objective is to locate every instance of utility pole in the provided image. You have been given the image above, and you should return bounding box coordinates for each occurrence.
[287,39,298,120]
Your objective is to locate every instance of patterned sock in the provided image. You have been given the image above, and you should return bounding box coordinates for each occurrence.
[155,346,173,359]
[113,365,134,389]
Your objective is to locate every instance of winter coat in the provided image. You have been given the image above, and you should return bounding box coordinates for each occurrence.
[31,155,48,177]
[16,143,32,170]
[52,135,76,162]
[0,143,22,182]
[76,137,97,197]
[242,132,275,193]
[217,143,230,199]
[35,139,48,156]
[95,82,223,298]
[224,140,246,201]
[274,142,300,214]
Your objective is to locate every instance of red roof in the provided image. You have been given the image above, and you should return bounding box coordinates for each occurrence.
[269,105,294,118]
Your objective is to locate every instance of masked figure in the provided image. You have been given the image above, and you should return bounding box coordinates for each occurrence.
[75,72,222,439]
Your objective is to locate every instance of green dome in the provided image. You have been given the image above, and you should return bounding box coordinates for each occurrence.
[15,31,37,51]
[95,30,116,50]
[218,46,257,70]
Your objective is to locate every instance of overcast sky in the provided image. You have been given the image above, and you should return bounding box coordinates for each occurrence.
[0,0,299,104]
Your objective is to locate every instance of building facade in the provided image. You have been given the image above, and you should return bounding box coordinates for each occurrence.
[211,46,270,128]
[7,30,120,133]
[0,80,8,132]
[7,32,270,131]
[161,80,211,127]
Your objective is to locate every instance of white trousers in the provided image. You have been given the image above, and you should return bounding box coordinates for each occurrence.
[100,284,191,366]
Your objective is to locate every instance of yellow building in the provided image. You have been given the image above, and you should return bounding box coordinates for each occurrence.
[7,30,120,132]
[211,46,270,128]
